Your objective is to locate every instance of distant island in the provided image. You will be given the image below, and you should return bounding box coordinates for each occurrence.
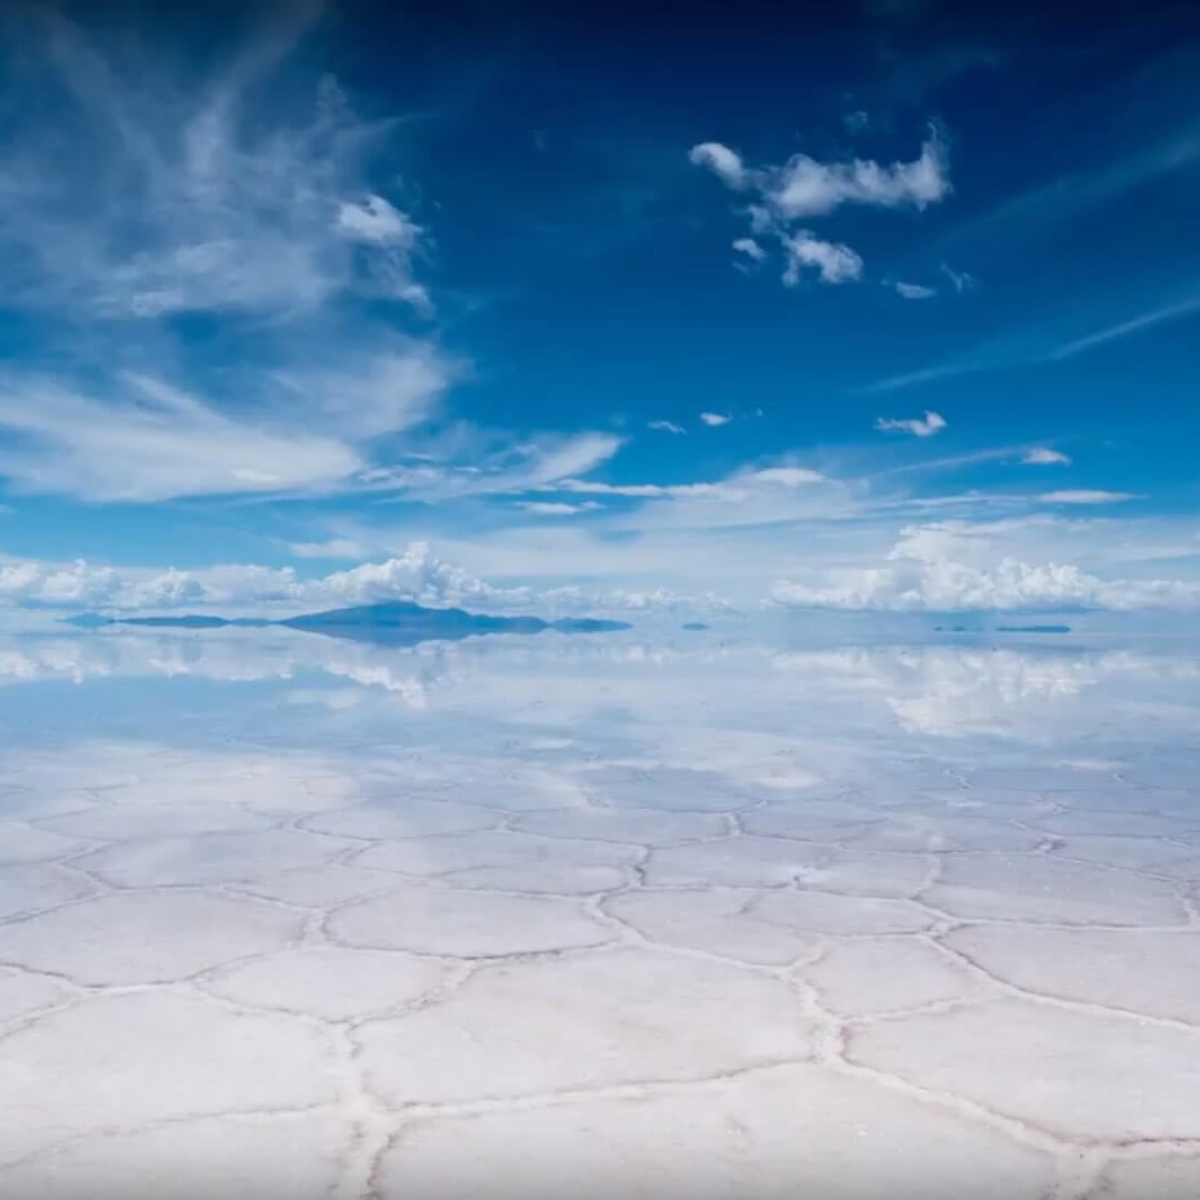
[934,622,1071,635]
[681,622,709,631]
[995,624,1072,634]
[64,601,632,647]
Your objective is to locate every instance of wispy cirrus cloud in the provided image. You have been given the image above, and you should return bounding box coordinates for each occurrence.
[546,465,825,502]
[288,539,370,560]
[1045,296,1200,361]
[0,3,431,322]
[868,293,1200,394]
[0,370,362,502]
[648,420,685,434]
[515,501,603,516]
[0,8,630,509]
[874,410,947,437]
[1038,490,1137,505]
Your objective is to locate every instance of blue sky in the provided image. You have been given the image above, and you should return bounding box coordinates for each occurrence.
[1,0,1199,615]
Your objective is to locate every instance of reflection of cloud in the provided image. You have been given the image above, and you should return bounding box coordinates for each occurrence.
[4,626,1199,750]
[0,628,457,709]
[771,645,1200,737]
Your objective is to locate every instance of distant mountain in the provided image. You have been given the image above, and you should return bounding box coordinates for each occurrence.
[64,601,631,647]
[995,624,1072,634]
[681,622,709,631]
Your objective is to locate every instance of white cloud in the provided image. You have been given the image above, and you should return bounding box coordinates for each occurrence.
[874,410,947,437]
[539,464,824,504]
[691,130,949,287]
[648,420,685,434]
[359,432,624,504]
[699,412,731,427]
[336,196,420,246]
[0,360,627,505]
[687,142,746,187]
[0,544,722,618]
[782,233,863,285]
[895,281,936,299]
[769,522,1200,613]
[0,9,430,320]
[0,371,361,502]
[1022,448,1071,466]
[939,263,975,292]
[732,237,766,262]
[1038,490,1136,505]
[768,133,948,218]
[1047,296,1200,361]
[551,480,736,500]
[750,467,826,486]
[516,501,602,516]
[288,539,369,559]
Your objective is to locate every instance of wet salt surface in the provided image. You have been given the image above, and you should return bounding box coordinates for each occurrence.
[0,624,1199,1198]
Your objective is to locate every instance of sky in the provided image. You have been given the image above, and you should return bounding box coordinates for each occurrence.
[0,0,1199,617]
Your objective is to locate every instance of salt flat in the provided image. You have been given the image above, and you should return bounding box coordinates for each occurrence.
[0,624,1198,1198]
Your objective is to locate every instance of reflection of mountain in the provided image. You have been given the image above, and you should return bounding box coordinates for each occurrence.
[66,601,632,648]
[6,623,1200,741]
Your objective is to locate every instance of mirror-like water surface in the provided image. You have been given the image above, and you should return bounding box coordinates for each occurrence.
[1,624,1198,1198]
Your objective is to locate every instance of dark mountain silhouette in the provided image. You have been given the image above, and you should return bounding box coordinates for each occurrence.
[64,600,631,648]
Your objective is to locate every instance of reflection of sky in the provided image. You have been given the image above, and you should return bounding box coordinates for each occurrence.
[4,623,1200,1190]
[2,625,1199,760]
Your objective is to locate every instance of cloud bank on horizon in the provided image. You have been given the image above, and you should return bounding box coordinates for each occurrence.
[0,0,1197,617]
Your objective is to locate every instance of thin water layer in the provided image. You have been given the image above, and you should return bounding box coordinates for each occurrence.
[0,623,1198,1198]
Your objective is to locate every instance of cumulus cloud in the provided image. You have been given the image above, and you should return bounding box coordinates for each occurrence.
[1022,448,1071,466]
[690,129,950,287]
[769,523,1200,613]
[687,141,746,187]
[699,412,731,427]
[874,410,947,437]
[782,233,863,285]
[732,237,766,262]
[1038,490,1136,505]
[895,281,936,299]
[0,543,724,618]
[692,132,948,217]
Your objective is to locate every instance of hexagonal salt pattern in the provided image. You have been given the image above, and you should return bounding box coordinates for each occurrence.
[0,991,338,1165]
[1,632,1198,1198]
[353,947,816,1105]
[374,1064,1058,1200]
[846,997,1200,1141]
[0,1112,353,1200]
[0,889,303,985]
